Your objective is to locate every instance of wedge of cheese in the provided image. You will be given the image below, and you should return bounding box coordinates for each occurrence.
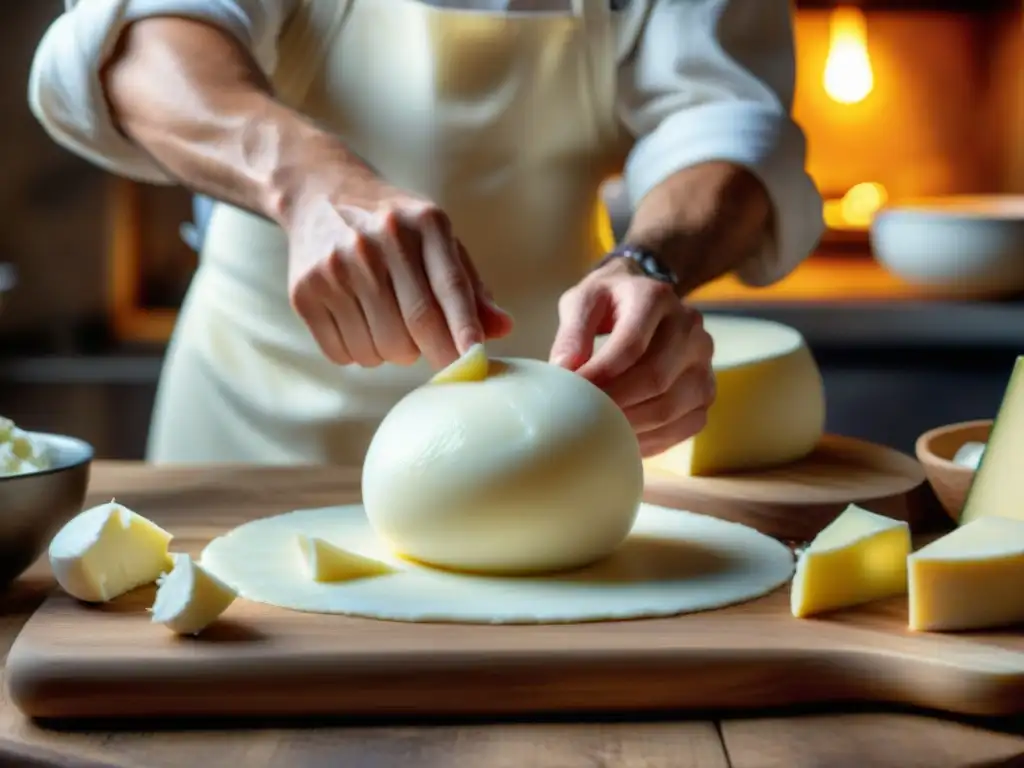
[791,504,910,618]
[151,553,238,635]
[296,534,396,582]
[48,501,173,603]
[645,316,825,476]
[909,516,1024,631]
[430,343,489,384]
[959,355,1024,526]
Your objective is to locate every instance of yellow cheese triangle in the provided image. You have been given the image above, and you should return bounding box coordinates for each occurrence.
[790,504,909,618]
[959,355,1024,526]
[429,343,489,384]
[296,534,396,582]
[909,516,1024,631]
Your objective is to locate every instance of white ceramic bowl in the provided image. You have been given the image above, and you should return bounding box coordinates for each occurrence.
[870,196,1024,297]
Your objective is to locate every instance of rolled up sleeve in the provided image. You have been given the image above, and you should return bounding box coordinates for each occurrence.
[28,0,292,184]
[617,0,824,286]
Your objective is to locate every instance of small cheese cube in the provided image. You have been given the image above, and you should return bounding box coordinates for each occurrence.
[791,504,910,618]
[909,516,1024,632]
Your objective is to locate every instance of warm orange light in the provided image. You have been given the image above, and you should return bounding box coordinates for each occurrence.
[823,181,888,229]
[823,7,874,104]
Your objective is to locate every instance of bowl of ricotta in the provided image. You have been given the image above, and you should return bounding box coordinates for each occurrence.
[0,416,93,586]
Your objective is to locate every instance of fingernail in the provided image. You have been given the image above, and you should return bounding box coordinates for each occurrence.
[551,352,579,370]
[484,296,512,317]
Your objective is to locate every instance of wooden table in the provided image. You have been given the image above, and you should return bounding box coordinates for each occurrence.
[3,463,1024,768]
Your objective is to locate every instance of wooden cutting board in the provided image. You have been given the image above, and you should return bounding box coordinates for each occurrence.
[643,434,932,541]
[9,461,1022,724]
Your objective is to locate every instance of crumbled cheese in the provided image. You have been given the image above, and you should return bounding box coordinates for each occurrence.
[0,416,51,476]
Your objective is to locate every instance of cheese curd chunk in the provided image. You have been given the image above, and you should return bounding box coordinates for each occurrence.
[646,316,825,476]
[48,501,173,603]
[791,504,910,618]
[362,358,644,575]
[151,554,237,636]
[909,516,1024,632]
[0,415,51,476]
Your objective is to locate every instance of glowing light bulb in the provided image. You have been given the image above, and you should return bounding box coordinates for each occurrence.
[823,7,874,105]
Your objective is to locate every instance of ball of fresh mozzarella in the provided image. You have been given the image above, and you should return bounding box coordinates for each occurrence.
[361,358,643,575]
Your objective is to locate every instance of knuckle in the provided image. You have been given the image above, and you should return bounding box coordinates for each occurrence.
[705,370,718,404]
[651,396,678,425]
[348,230,375,256]
[695,328,715,362]
[405,296,446,334]
[375,208,404,237]
[557,288,581,316]
[437,264,472,297]
[648,362,675,395]
[413,204,450,232]
[618,334,647,362]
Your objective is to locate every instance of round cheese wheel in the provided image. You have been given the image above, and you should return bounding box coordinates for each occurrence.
[361,358,644,575]
[646,315,826,477]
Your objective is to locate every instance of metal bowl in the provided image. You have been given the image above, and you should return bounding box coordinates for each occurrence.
[0,433,94,586]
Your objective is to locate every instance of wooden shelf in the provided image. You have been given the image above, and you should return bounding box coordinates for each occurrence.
[691,256,981,303]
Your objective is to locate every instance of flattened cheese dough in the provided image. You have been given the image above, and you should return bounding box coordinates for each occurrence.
[200,504,794,624]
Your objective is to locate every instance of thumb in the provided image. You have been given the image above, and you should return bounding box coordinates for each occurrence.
[549,283,609,371]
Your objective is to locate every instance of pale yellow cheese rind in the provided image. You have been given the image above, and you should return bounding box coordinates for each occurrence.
[429,343,489,385]
[959,355,1024,526]
[908,516,1024,632]
[151,553,238,636]
[645,316,825,477]
[296,534,396,582]
[791,504,910,618]
[48,501,174,603]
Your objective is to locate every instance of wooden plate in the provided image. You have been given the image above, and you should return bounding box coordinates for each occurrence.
[642,434,932,542]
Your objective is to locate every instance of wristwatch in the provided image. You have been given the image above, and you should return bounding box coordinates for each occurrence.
[596,245,680,294]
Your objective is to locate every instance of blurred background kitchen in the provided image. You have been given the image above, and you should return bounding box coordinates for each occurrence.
[0,0,1022,459]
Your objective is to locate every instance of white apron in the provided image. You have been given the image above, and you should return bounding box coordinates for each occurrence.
[147,0,631,465]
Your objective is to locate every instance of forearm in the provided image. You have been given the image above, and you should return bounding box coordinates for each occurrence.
[623,161,772,297]
[102,16,365,226]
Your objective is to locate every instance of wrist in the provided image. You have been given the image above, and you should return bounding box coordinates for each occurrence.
[253,102,375,231]
[625,161,771,293]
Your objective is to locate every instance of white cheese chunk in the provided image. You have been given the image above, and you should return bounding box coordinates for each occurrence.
[48,500,173,602]
[151,553,238,635]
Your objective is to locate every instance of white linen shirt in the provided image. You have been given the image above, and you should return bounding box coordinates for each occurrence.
[28,0,824,286]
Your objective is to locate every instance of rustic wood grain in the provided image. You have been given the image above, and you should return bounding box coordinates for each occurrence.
[643,434,933,541]
[4,457,1019,722]
[0,463,1022,768]
[721,714,1024,768]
